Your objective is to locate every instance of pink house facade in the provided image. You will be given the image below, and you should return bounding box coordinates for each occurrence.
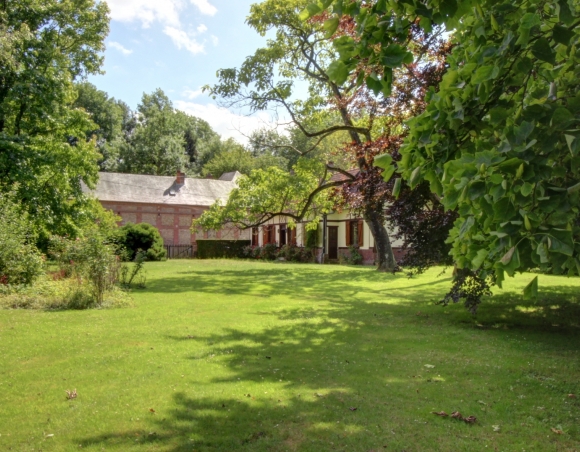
[84,171,250,250]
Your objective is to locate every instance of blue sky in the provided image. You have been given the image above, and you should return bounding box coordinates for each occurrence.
[89,0,279,143]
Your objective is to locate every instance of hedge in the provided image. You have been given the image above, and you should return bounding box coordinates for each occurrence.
[196,240,251,259]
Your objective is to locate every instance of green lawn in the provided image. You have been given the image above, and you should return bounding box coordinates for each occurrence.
[0,260,579,451]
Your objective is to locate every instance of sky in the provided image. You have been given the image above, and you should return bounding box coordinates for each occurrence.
[88,0,281,143]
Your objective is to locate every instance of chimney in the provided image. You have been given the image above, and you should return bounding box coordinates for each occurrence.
[176,170,185,185]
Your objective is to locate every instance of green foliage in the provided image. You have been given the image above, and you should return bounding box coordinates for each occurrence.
[115,89,223,176]
[118,223,167,261]
[277,244,314,262]
[0,190,44,285]
[194,159,333,233]
[49,234,122,306]
[202,138,288,177]
[339,245,363,265]
[305,223,320,249]
[0,273,130,310]
[312,0,580,299]
[0,0,109,240]
[196,240,251,259]
[119,251,147,289]
[73,82,129,171]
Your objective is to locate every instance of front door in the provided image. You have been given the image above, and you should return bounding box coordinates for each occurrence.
[328,226,338,260]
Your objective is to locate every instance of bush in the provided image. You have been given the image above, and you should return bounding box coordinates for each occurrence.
[197,240,251,259]
[118,223,166,261]
[260,243,278,261]
[0,275,130,310]
[339,245,363,266]
[119,251,147,288]
[278,244,313,263]
[0,189,44,285]
[305,224,319,249]
[49,235,122,306]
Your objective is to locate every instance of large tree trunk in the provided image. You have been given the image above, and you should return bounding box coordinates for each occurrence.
[364,208,397,272]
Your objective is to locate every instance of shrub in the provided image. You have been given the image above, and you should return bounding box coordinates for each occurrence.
[339,245,363,266]
[0,189,44,285]
[278,244,313,263]
[305,224,319,249]
[196,240,251,259]
[0,275,131,310]
[119,251,147,288]
[49,235,122,306]
[119,223,166,261]
[260,243,278,261]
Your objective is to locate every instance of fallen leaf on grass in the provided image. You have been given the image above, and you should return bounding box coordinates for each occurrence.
[492,425,501,432]
[349,407,357,411]
[463,416,477,424]
[65,389,77,400]
[450,411,462,420]
[315,393,324,398]
[265,356,271,359]
[431,411,448,417]
[149,408,156,414]
[551,428,563,434]
[424,364,435,369]
[45,434,54,438]
[568,394,576,399]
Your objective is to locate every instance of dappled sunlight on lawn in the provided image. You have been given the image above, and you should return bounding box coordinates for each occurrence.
[2,261,579,451]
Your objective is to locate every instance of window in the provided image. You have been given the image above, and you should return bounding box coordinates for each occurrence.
[346,220,364,247]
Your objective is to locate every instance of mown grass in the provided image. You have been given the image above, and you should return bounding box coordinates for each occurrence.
[0,260,579,452]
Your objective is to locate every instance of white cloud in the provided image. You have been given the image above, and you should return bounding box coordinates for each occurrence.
[210,35,219,46]
[163,26,205,54]
[182,88,204,99]
[175,101,279,144]
[108,41,133,55]
[106,0,216,54]
[106,0,182,28]
[190,0,217,16]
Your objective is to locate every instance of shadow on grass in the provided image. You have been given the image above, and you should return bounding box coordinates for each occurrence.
[78,265,580,451]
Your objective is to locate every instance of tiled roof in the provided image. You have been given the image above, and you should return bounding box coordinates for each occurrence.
[83,172,238,207]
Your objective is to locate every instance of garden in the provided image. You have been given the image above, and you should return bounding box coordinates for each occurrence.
[1,259,579,451]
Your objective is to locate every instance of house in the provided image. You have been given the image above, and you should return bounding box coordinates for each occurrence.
[83,171,250,251]
[249,213,404,265]
[248,170,405,265]
[86,170,404,265]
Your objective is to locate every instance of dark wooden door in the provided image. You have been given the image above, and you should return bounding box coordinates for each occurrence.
[328,226,338,260]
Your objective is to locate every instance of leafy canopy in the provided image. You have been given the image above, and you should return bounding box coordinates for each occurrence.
[306,0,580,299]
[0,0,109,240]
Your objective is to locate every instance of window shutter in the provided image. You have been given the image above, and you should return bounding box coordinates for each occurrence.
[263,226,269,245]
[346,221,351,246]
[358,220,364,246]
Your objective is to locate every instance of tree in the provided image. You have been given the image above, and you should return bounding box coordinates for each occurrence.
[117,89,223,176]
[207,0,404,270]
[202,138,288,177]
[73,82,128,171]
[193,158,336,232]
[308,0,580,308]
[0,189,44,285]
[0,0,109,241]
